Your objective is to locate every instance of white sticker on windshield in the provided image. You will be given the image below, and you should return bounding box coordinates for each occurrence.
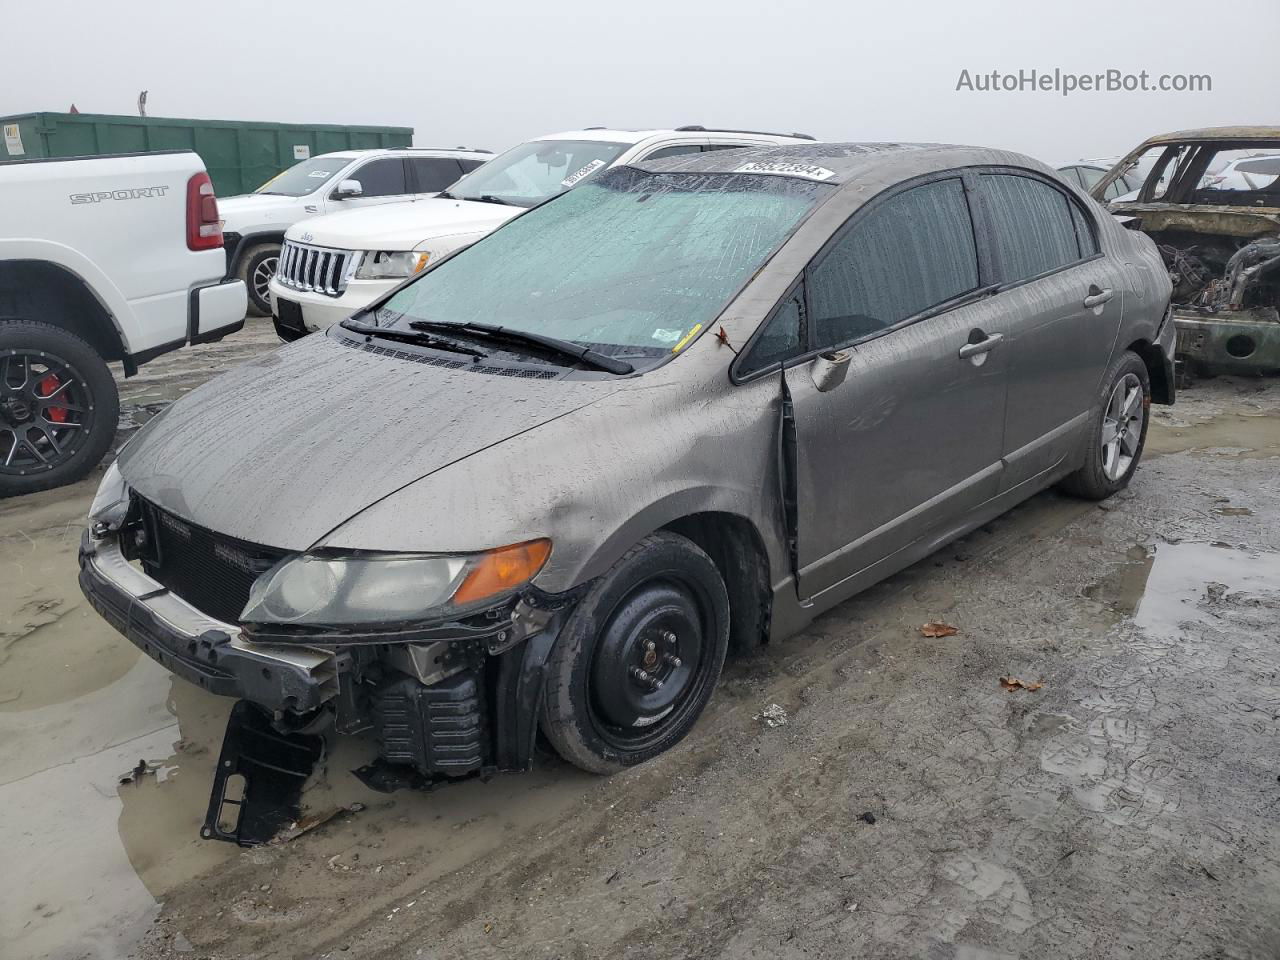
[734,160,835,182]
[651,328,684,344]
[308,170,330,178]
[561,158,606,188]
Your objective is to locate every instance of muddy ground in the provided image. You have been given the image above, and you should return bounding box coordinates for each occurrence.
[2,319,1279,960]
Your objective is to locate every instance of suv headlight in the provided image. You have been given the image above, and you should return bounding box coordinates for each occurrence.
[240,539,551,627]
[354,250,430,280]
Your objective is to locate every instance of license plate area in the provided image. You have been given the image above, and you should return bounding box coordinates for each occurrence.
[275,297,305,332]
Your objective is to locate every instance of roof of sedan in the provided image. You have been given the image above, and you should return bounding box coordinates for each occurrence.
[628,141,966,184]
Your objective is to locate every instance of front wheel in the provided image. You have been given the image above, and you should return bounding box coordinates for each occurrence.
[540,532,730,774]
[1060,351,1151,501]
[0,320,119,498]
[236,242,281,318]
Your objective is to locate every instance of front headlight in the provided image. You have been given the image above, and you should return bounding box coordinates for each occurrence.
[354,250,430,280]
[240,539,551,627]
[88,460,129,529]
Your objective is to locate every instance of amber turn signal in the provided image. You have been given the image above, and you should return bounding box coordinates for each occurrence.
[453,539,551,607]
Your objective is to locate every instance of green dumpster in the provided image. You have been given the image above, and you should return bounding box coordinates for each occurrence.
[0,112,414,196]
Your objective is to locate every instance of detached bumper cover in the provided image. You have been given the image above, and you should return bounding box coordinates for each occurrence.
[78,531,337,713]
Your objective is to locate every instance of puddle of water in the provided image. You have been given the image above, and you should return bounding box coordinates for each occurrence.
[1087,541,1280,637]
[1146,412,1280,459]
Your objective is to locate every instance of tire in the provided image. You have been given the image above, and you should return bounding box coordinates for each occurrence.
[1060,350,1151,501]
[236,242,281,318]
[0,320,119,498]
[540,531,731,775]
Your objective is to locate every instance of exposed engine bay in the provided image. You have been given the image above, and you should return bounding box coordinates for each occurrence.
[1157,232,1280,317]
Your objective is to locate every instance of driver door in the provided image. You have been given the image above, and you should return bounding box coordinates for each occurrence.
[321,157,412,213]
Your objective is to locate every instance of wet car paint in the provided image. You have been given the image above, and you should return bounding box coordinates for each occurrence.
[6,371,1280,959]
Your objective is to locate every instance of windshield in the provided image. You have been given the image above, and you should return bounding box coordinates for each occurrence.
[255,156,352,196]
[374,168,831,355]
[445,139,629,207]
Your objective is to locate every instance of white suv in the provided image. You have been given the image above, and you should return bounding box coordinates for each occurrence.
[269,126,816,339]
[219,147,491,316]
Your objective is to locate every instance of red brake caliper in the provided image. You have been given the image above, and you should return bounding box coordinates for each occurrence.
[38,374,68,423]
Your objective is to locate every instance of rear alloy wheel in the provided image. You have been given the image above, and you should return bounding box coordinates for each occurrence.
[237,243,281,317]
[0,320,119,497]
[541,532,730,774]
[1060,350,1151,501]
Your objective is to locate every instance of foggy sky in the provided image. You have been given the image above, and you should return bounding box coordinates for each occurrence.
[3,0,1277,165]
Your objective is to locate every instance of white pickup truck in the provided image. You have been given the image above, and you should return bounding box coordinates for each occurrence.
[0,149,246,497]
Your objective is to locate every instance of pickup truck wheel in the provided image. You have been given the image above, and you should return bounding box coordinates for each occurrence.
[0,320,119,498]
[540,532,730,774]
[237,243,280,317]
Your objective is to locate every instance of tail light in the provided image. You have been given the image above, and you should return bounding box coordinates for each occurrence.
[186,172,223,251]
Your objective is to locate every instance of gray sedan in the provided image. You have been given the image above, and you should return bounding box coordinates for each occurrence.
[80,143,1176,821]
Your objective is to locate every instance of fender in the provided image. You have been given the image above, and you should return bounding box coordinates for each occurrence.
[0,237,131,346]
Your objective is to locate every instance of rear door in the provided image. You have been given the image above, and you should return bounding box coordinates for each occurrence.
[738,174,1010,600]
[974,170,1124,491]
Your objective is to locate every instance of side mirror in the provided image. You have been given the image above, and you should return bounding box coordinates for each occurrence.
[809,350,851,392]
[334,179,363,199]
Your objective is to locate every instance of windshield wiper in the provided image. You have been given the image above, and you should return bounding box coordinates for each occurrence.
[340,319,488,360]
[407,320,633,375]
[462,194,519,207]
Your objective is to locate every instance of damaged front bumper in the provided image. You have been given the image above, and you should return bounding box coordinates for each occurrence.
[78,528,578,843]
[78,531,338,712]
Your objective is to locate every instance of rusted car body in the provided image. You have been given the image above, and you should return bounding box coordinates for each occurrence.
[1091,126,1280,374]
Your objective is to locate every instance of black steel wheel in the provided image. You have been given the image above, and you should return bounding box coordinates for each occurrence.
[541,531,730,774]
[0,320,118,497]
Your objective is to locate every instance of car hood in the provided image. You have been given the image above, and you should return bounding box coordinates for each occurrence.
[286,199,520,252]
[117,333,618,551]
[218,193,309,230]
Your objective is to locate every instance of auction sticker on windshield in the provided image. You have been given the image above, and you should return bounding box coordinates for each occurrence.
[734,160,835,181]
[562,159,607,188]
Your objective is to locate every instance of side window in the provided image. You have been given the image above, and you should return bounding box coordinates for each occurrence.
[1076,166,1105,191]
[703,143,749,152]
[457,158,485,174]
[980,173,1082,282]
[1070,203,1099,256]
[349,158,407,197]
[808,178,979,348]
[643,144,703,161]
[409,157,463,193]
[1058,166,1084,188]
[739,292,803,377]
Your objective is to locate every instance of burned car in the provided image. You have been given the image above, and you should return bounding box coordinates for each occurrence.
[80,143,1175,840]
[1091,126,1280,374]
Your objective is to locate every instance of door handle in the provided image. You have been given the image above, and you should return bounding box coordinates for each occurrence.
[958,332,1003,359]
[1083,286,1114,309]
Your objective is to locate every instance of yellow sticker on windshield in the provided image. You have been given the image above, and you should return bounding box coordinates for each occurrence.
[672,323,703,353]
